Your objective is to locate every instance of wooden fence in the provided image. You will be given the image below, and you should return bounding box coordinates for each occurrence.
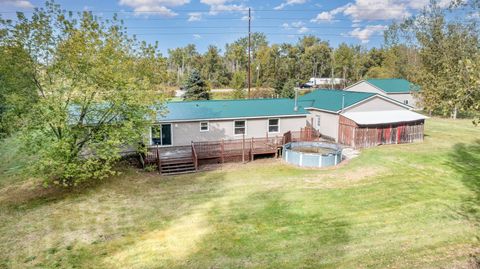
[338,115,425,148]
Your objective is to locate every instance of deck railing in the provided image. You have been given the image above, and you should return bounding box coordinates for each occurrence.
[144,126,320,172]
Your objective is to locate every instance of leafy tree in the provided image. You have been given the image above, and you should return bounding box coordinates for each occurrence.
[201,45,229,88]
[0,45,37,136]
[281,79,297,98]
[334,43,355,86]
[0,2,164,185]
[225,33,268,74]
[167,44,200,85]
[365,66,393,78]
[273,79,285,97]
[301,41,332,79]
[230,71,246,99]
[394,2,478,118]
[183,69,210,100]
[457,55,480,124]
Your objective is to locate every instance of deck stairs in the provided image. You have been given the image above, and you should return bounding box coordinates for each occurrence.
[159,155,196,175]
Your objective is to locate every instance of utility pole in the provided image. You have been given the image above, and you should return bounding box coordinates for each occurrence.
[247,7,251,99]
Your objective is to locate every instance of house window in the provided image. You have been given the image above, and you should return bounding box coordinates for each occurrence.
[234,120,246,135]
[404,100,409,105]
[200,121,209,132]
[316,115,321,127]
[268,118,279,133]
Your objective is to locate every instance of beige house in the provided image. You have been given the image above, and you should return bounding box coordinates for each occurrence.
[151,98,309,147]
[344,78,420,109]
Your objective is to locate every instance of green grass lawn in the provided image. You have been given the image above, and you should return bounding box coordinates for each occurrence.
[0,118,479,268]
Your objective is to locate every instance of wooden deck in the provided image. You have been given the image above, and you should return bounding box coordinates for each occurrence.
[142,127,319,175]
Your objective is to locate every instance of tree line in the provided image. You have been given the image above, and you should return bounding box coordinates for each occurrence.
[165,34,415,93]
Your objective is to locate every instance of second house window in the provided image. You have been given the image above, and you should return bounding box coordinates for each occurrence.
[268,118,279,133]
[234,120,246,135]
[200,121,209,132]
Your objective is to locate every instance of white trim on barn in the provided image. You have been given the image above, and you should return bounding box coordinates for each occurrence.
[306,94,412,115]
[341,110,428,125]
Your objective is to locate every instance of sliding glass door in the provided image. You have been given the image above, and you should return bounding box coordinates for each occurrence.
[151,124,172,146]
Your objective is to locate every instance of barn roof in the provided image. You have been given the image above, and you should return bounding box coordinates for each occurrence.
[299,89,376,113]
[342,110,428,125]
[157,98,308,122]
[366,78,420,93]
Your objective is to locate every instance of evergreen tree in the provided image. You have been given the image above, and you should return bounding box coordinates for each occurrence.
[183,69,210,100]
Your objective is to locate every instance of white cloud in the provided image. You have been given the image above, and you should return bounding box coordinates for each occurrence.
[193,34,202,39]
[312,0,453,23]
[200,0,248,15]
[274,0,307,10]
[298,26,309,33]
[348,24,386,43]
[406,0,452,9]
[283,21,309,34]
[311,5,348,22]
[0,0,33,8]
[118,0,189,17]
[343,0,409,21]
[188,12,202,21]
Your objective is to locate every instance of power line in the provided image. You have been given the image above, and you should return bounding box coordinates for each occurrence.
[0,6,472,13]
[131,32,385,36]
[126,26,390,29]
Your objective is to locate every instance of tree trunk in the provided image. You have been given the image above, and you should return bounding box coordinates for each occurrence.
[452,105,458,120]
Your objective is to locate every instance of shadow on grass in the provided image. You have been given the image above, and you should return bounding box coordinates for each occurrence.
[448,140,480,224]
[180,191,351,268]
[0,175,110,210]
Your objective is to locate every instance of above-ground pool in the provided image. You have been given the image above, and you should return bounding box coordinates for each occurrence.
[283,142,343,168]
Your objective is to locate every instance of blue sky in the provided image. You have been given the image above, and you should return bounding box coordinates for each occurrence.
[0,0,469,55]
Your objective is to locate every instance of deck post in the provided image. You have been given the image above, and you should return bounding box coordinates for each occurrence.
[274,135,279,158]
[156,146,161,173]
[221,139,225,163]
[250,137,254,161]
[242,134,245,163]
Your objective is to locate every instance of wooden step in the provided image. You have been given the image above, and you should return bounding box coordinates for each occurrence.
[160,158,194,165]
[161,167,196,173]
[161,166,196,175]
[162,170,197,176]
[161,158,193,163]
[161,163,195,170]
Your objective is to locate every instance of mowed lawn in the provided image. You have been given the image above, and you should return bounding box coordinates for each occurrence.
[0,118,479,268]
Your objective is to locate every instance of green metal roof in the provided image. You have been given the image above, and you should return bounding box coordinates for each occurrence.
[366,78,419,93]
[157,98,308,121]
[299,89,375,112]
[158,89,384,122]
